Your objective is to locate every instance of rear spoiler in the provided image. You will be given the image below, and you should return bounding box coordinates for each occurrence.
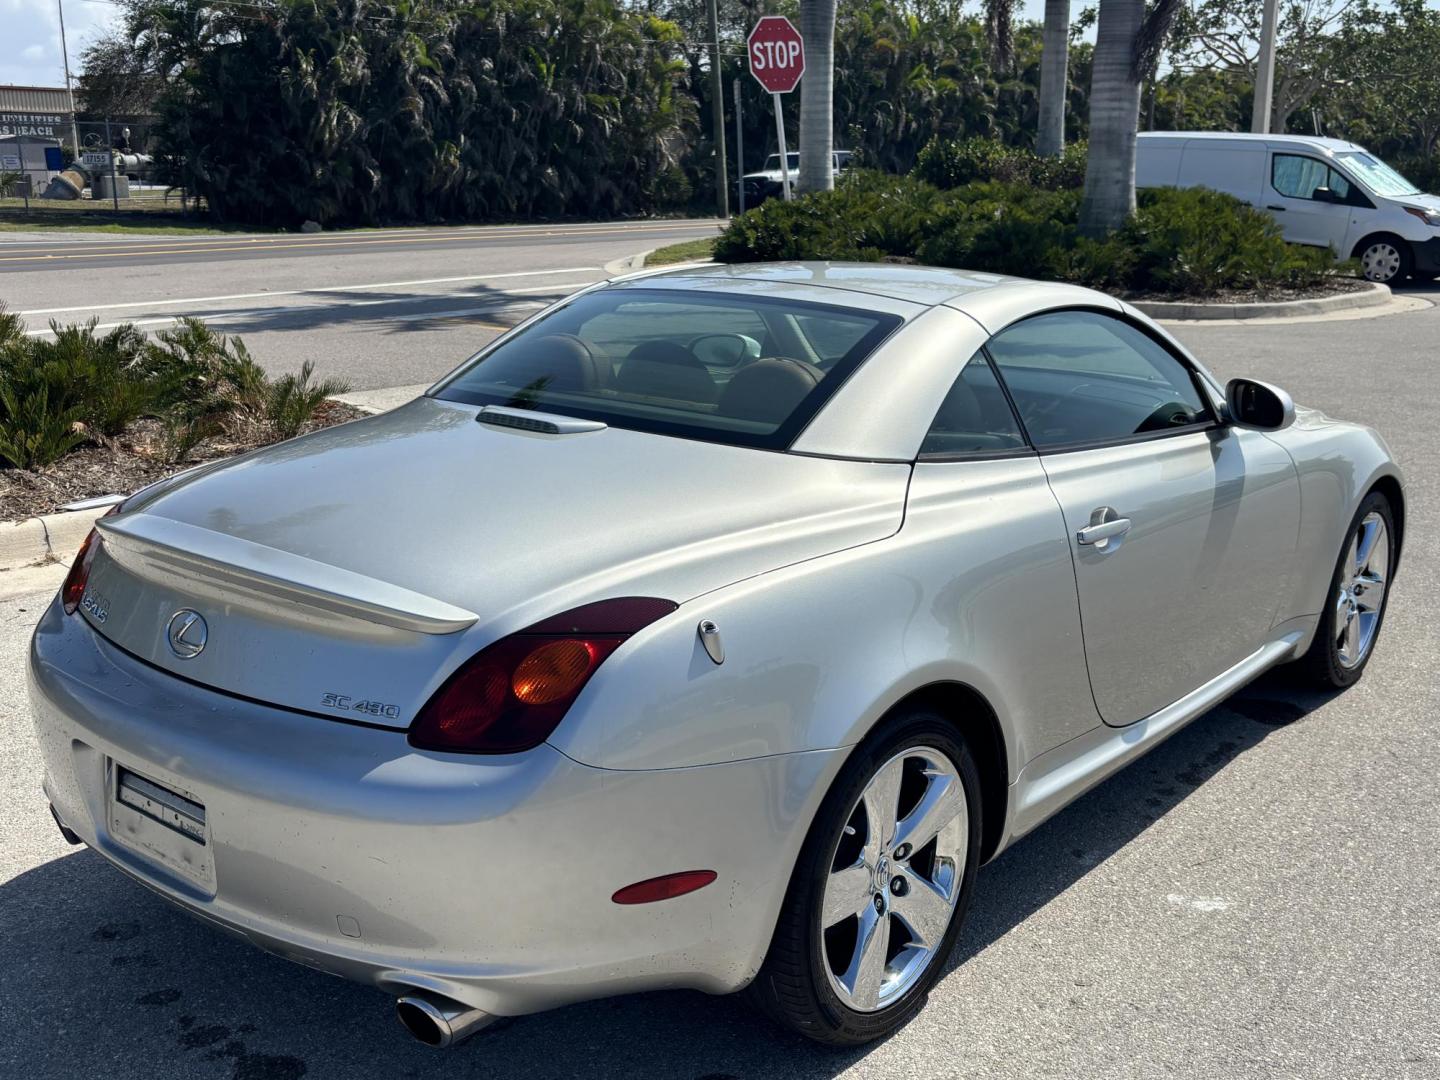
[97,513,477,635]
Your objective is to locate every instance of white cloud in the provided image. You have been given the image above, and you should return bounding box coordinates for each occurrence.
[0,0,120,88]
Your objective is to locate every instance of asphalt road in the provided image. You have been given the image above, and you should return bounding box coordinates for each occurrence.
[0,220,723,390]
[1,284,1438,1079]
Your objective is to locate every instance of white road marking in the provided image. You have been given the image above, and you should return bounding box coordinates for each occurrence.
[1166,893,1233,913]
[16,266,601,316]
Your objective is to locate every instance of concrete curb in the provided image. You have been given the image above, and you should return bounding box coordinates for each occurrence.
[0,503,114,574]
[1130,281,1391,321]
[603,249,654,277]
[329,383,431,416]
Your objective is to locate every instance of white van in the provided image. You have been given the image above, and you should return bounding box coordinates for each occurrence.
[1136,132,1440,284]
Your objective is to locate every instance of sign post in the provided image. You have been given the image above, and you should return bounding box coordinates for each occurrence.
[772,95,791,201]
[733,79,745,214]
[747,16,805,201]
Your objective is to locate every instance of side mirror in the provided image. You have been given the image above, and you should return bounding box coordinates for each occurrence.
[1225,378,1295,431]
[1313,186,1338,203]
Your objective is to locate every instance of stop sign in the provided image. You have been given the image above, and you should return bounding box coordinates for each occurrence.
[748,16,805,95]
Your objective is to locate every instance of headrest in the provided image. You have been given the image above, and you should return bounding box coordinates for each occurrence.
[482,333,602,394]
[717,357,824,425]
[615,340,717,403]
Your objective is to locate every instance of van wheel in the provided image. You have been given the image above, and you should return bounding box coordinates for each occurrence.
[1354,235,1412,284]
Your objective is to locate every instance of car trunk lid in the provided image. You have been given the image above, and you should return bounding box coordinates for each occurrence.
[79,397,910,729]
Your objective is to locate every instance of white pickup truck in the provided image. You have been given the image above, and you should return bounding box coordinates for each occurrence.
[741,150,852,206]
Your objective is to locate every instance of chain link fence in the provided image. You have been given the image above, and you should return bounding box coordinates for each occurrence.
[0,118,204,219]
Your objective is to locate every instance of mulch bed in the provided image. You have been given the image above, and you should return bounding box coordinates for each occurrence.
[1123,276,1375,305]
[1,400,366,522]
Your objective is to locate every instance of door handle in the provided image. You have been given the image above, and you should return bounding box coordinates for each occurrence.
[1266,204,1287,211]
[1076,507,1132,549]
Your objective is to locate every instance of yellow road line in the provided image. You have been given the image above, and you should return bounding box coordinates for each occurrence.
[0,222,715,263]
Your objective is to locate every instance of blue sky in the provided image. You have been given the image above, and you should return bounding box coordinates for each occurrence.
[0,0,1054,90]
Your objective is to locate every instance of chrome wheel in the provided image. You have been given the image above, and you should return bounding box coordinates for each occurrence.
[1335,511,1389,668]
[820,746,967,1013]
[1360,242,1402,283]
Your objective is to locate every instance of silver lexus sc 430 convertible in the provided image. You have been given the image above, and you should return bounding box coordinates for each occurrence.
[29,263,1403,1046]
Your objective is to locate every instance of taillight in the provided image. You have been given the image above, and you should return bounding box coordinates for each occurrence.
[61,506,119,615]
[408,597,677,754]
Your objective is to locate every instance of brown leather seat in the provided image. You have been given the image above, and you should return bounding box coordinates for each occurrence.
[615,341,718,403]
[717,357,824,426]
[480,333,606,394]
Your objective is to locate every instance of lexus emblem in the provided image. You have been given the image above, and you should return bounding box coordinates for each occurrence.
[166,610,208,659]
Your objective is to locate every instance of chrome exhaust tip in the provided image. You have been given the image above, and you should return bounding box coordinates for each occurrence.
[395,990,495,1048]
[49,804,83,846]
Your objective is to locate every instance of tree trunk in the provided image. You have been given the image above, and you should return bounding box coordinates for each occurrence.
[797,0,837,194]
[1079,0,1144,237]
[1037,0,1070,157]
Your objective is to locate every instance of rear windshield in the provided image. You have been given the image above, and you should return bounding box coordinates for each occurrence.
[434,288,900,450]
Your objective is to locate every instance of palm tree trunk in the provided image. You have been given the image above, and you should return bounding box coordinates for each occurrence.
[797,0,837,194]
[1079,0,1143,237]
[1036,0,1070,157]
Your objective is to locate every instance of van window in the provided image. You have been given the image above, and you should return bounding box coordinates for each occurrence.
[1272,154,1352,201]
[1335,151,1421,197]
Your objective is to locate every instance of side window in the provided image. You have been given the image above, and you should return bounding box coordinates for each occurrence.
[920,352,1027,457]
[985,311,1212,451]
[1273,154,1344,201]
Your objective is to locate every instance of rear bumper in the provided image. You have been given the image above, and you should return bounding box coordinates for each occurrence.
[1409,236,1440,275]
[28,598,842,1017]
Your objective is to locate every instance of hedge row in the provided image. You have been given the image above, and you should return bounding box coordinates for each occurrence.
[714,148,1338,298]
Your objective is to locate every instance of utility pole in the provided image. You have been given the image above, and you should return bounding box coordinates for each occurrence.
[1251,0,1279,133]
[733,79,744,214]
[706,0,729,218]
[56,0,82,158]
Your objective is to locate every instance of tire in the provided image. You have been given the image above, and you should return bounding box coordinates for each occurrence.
[748,708,982,1045]
[1298,491,1395,688]
[1354,235,1413,284]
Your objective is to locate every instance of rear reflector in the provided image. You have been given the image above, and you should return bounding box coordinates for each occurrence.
[611,870,718,905]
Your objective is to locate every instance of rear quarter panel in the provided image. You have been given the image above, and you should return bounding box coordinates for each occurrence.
[549,456,1100,777]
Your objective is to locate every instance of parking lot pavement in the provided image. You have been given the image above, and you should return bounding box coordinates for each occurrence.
[2,295,1438,1079]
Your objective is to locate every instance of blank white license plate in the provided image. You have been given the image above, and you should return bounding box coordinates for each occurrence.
[109,763,215,890]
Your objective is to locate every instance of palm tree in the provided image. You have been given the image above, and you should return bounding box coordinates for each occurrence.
[1078,0,1181,236]
[797,0,838,194]
[1036,0,1070,157]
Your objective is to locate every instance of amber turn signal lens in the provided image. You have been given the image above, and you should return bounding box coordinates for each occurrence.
[511,639,596,705]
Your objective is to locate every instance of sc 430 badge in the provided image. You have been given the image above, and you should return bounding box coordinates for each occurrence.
[81,590,111,623]
[320,693,401,720]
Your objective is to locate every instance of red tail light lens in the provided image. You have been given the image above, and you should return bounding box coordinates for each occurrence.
[408,597,677,754]
[61,506,119,615]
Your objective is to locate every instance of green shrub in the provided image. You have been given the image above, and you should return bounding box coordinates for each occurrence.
[712,170,939,263]
[1125,187,1334,294]
[0,383,85,470]
[916,184,1080,275]
[28,321,155,438]
[266,360,350,440]
[715,174,1344,300]
[0,307,351,471]
[913,138,1088,191]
